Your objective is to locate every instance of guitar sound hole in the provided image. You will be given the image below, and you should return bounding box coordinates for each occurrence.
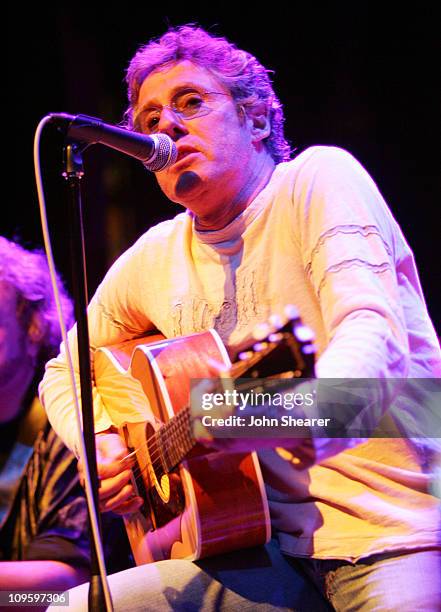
[144,423,186,530]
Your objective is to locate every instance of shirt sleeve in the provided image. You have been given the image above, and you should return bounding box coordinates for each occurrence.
[12,426,90,568]
[39,236,155,455]
[11,426,133,573]
[293,146,409,379]
[289,146,410,463]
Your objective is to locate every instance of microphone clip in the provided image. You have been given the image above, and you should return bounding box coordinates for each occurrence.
[62,142,85,179]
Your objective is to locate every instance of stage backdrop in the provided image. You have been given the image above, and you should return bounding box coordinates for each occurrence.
[6,6,440,332]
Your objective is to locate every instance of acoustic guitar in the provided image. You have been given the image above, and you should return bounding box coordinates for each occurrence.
[94,312,315,565]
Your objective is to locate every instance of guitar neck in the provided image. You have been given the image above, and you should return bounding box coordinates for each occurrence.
[153,406,195,473]
[151,377,300,475]
[146,318,315,475]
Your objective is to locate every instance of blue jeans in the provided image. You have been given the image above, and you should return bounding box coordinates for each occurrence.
[57,542,440,611]
[291,547,441,611]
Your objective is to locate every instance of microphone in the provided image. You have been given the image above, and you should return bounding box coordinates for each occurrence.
[49,113,177,172]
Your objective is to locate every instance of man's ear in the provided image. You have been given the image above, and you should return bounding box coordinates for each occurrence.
[247,101,271,142]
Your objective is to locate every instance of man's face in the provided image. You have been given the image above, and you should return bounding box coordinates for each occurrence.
[135,60,258,218]
[0,281,29,388]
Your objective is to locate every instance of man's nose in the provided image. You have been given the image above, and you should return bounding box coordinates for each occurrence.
[157,107,188,140]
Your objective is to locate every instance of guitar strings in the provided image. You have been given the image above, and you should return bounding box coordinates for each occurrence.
[114,345,271,469]
[117,406,190,464]
[118,408,192,481]
[104,328,306,490]
[113,373,283,478]
[133,419,192,477]
[128,433,181,479]
[123,430,187,485]
[117,362,232,473]
[121,439,164,483]
[120,369,271,476]
[126,373,279,473]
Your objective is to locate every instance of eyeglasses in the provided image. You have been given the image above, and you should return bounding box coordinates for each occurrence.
[134,89,231,135]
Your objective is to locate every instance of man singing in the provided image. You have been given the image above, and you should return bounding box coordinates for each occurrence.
[40,25,441,611]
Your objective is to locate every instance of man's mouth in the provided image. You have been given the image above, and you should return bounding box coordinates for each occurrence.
[176,146,199,162]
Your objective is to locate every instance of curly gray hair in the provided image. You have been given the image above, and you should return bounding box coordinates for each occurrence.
[0,236,73,364]
[125,25,291,163]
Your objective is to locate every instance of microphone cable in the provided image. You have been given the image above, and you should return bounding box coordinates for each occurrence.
[34,116,114,612]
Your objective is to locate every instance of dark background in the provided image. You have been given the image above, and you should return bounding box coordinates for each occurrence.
[6,6,440,332]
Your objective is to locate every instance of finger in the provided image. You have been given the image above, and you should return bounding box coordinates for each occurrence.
[106,496,144,516]
[96,455,135,480]
[99,482,134,512]
[99,482,143,513]
[78,454,134,484]
[95,433,130,463]
[98,444,128,463]
[98,469,133,501]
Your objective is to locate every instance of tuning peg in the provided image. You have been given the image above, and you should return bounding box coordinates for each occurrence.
[238,350,255,361]
[302,343,316,354]
[284,304,300,320]
[253,341,269,353]
[252,322,271,341]
[294,323,315,342]
[268,314,283,330]
[268,332,284,343]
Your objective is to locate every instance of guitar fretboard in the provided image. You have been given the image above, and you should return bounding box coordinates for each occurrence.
[153,406,195,474]
[145,322,315,477]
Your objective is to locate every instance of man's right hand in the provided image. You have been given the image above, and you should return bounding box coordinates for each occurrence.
[78,432,143,515]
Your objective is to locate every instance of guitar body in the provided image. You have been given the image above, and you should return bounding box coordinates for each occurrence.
[95,330,271,565]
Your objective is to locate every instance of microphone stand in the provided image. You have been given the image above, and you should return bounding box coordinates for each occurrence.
[63,143,109,612]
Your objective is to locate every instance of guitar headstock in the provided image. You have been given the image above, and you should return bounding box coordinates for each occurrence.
[229,305,316,381]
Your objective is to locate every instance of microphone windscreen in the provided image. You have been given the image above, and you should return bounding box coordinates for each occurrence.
[144,134,178,172]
